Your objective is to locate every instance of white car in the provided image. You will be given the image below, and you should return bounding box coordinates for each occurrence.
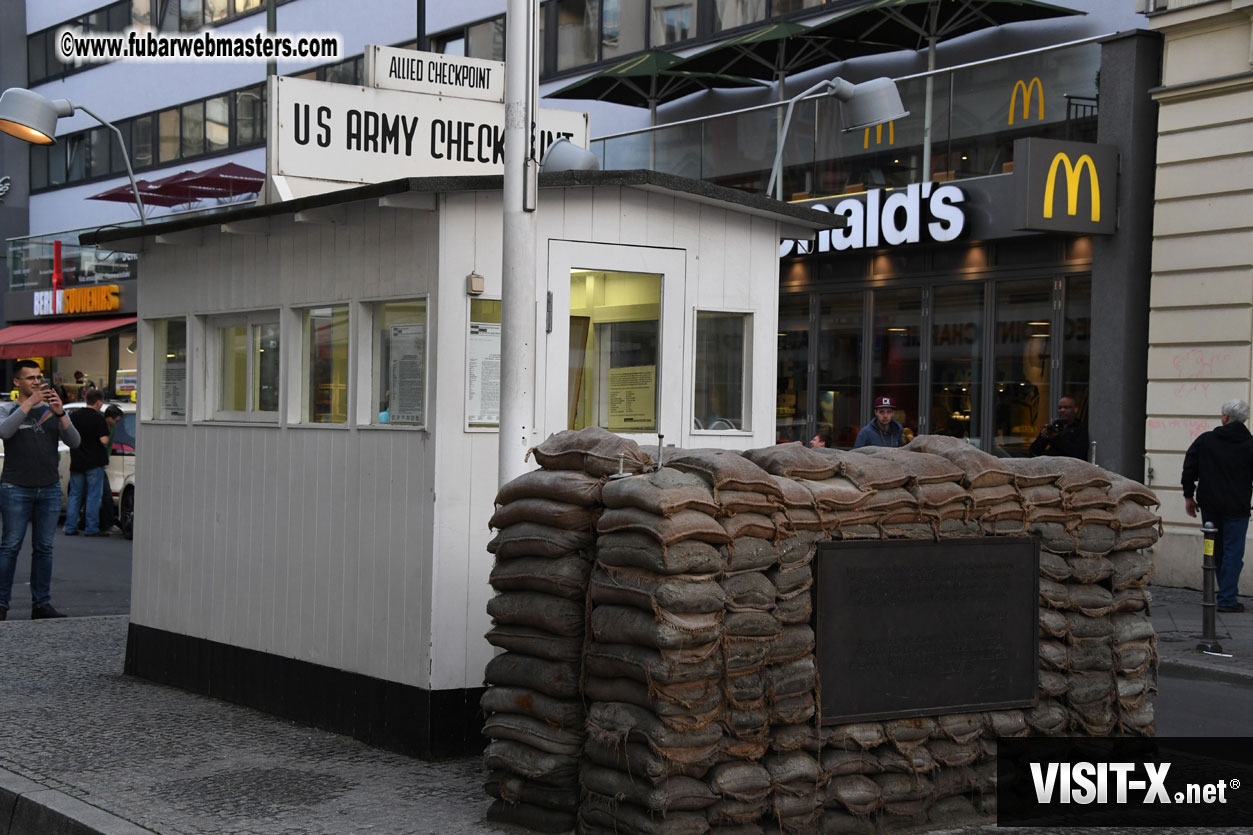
[58,400,137,521]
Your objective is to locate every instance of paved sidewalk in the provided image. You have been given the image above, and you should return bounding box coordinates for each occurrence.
[1150,584,1253,681]
[2,588,1249,835]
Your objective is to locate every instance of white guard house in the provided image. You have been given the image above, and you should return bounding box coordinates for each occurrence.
[82,170,836,757]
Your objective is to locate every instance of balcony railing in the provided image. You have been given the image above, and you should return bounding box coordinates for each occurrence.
[590,37,1104,201]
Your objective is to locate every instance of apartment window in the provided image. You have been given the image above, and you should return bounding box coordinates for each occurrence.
[205,0,229,24]
[373,300,428,426]
[215,313,280,419]
[569,270,661,432]
[181,101,205,158]
[467,18,506,61]
[302,306,350,424]
[152,318,188,420]
[180,0,204,29]
[88,127,111,179]
[29,146,49,191]
[235,87,265,146]
[602,0,645,60]
[558,0,600,71]
[714,0,766,32]
[131,115,155,169]
[693,311,751,431]
[434,35,466,56]
[158,109,180,164]
[772,0,826,12]
[66,135,88,182]
[651,0,697,45]
[205,96,230,153]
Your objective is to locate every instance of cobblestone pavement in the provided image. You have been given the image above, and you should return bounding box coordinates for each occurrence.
[3,597,1252,835]
[0,616,501,835]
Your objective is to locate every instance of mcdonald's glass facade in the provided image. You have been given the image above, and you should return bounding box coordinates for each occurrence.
[775,31,1161,483]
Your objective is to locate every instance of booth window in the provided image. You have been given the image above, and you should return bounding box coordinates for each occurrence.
[372,300,428,427]
[693,311,750,431]
[215,313,279,419]
[569,270,660,433]
[302,306,349,424]
[151,317,187,421]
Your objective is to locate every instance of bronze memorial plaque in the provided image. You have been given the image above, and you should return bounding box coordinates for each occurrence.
[814,538,1038,723]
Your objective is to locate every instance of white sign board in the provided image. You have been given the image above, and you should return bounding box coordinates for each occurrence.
[467,320,501,426]
[388,323,426,425]
[273,76,588,184]
[365,46,505,103]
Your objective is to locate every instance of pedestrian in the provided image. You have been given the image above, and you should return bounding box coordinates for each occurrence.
[65,390,120,537]
[0,361,81,620]
[1182,399,1253,613]
[97,405,125,531]
[1029,395,1089,459]
[809,426,832,448]
[854,396,905,448]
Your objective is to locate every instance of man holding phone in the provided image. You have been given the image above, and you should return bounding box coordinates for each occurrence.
[0,361,80,620]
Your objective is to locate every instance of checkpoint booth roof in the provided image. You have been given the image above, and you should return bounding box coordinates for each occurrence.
[82,169,839,758]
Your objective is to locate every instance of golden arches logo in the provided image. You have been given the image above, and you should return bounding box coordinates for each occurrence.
[1009,77,1044,125]
[863,121,894,149]
[1043,152,1100,222]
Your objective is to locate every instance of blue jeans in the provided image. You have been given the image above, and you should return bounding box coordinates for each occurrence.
[65,467,105,535]
[1201,510,1249,607]
[0,483,62,610]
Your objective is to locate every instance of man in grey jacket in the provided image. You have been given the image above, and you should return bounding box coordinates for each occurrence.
[0,361,80,620]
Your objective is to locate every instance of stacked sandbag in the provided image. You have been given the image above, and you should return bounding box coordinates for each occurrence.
[484,429,649,832]
[1002,455,1162,738]
[580,464,733,835]
[853,447,972,538]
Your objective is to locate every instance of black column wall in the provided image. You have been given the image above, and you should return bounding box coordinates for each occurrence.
[1090,30,1162,479]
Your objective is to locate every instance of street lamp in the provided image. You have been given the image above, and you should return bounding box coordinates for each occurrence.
[0,87,147,224]
[766,76,909,201]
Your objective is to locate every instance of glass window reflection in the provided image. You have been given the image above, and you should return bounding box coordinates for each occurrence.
[930,284,983,441]
[871,288,921,438]
[994,279,1053,456]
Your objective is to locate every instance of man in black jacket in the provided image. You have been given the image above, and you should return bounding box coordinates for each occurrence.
[1182,399,1253,613]
[1029,395,1089,459]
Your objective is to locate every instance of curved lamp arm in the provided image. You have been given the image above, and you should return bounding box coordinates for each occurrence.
[71,101,146,225]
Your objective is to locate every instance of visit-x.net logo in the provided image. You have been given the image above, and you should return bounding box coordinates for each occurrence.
[999,738,1253,827]
[1031,761,1233,805]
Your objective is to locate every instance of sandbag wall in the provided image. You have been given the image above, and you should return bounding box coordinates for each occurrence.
[480,428,1162,835]
[482,429,655,832]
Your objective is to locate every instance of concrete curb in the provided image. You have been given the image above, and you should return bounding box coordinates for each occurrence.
[1159,658,1253,686]
[0,768,151,835]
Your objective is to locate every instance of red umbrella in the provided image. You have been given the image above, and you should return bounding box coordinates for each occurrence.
[164,162,264,200]
[88,176,193,208]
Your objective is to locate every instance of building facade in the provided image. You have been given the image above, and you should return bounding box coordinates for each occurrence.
[1144,0,1253,593]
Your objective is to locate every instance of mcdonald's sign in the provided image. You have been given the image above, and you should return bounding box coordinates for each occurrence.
[1012,138,1117,235]
[863,121,894,149]
[1009,77,1044,125]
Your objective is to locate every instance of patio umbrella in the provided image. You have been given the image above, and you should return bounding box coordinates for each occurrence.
[808,0,1084,178]
[675,20,892,99]
[88,174,197,213]
[547,50,767,125]
[164,162,265,200]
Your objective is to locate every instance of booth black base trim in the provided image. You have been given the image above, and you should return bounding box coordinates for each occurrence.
[124,623,486,759]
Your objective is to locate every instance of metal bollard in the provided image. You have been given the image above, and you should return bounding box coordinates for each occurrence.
[1197,521,1224,654]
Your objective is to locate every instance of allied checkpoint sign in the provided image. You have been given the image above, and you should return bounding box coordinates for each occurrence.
[814,537,1039,723]
[271,47,588,186]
